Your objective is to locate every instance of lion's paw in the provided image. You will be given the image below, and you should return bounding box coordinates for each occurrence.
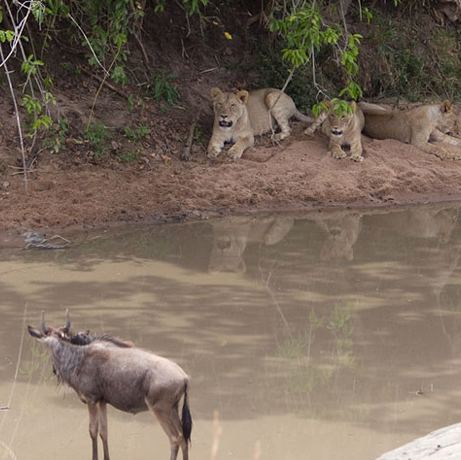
[228,146,244,160]
[207,146,222,158]
[330,150,347,159]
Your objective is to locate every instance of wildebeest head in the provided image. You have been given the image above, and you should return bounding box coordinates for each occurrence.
[28,310,132,348]
[27,309,72,341]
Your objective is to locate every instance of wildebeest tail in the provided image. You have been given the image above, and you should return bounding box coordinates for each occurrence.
[181,383,193,444]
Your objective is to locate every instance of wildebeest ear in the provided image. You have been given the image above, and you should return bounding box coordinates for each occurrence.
[236,90,249,105]
[28,325,43,339]
[210,87,222,100]
[441,100,452,113]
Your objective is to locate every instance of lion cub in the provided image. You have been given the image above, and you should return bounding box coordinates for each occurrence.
[304,100,365,162]
[359,100,461,160]
[207,87,313,160]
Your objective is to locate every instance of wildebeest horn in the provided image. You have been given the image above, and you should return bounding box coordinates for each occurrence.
[41,311,50,335]
[62,309,71,333]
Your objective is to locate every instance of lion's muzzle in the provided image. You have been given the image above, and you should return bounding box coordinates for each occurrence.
[331,128,343,137]
[219,119,233,129]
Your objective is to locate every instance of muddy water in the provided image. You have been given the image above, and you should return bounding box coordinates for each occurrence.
[2,203,461,460]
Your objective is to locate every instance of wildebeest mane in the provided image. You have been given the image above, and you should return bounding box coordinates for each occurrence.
[66,331,134,348]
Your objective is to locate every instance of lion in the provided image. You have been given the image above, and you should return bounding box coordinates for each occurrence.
[358,100,461,160]
[207,87,314,160]
[304,100,365,162]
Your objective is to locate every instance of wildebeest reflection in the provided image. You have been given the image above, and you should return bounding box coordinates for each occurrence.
[27,311,192,460]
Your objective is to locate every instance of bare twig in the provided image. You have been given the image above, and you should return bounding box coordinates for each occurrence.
[210,410,223,460]
[181,110,201,161]
[0,302,28,438]
[268,67,296,141]
[253,440,261,460]
[0,43,28,191]
[0,440,17,460]
[134,32,150,68]
[49,235,72,244]
[0,1,33,70]
[67,13,109,77]
[79,66,129,100]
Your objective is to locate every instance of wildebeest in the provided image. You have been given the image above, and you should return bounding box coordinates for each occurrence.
[27,311,192,460]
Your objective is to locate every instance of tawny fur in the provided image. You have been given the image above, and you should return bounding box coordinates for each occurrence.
[207,87,313,160]
[305,101,365,162]
[359,100,461,160]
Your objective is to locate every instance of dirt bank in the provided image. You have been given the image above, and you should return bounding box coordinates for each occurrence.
[3,121,461,242]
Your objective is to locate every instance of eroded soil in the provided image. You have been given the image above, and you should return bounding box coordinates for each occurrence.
[3,114,461,243]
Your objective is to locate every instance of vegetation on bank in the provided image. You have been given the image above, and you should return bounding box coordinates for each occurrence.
[1,0,461,180]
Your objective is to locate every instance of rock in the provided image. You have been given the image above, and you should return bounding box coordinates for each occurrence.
[374,423,461,460]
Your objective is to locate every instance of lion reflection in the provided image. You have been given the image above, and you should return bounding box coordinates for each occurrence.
[208,216,294,272]
[316,213,363,261]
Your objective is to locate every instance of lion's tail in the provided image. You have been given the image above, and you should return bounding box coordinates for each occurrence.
[294,110,315,124]
[357,101,390,115]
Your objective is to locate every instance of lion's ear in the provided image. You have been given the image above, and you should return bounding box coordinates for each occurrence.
[350,101,357,109]
[211,87,222,100]
[236,90,249,105]
[440,100,452,113]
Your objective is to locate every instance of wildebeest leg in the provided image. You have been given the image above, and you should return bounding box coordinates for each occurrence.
[88,402,100,460]
[145,398,184,460]
[172,403,189,460]
[99,401,110,460]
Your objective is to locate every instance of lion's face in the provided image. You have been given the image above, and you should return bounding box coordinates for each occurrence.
[211,88,249,130]
[437,100,459,134]
[326,104,357,138]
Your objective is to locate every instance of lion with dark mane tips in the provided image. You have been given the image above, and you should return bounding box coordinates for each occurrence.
[207,87,314,160]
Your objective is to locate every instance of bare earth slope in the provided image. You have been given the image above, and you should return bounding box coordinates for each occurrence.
[3,124,461,237]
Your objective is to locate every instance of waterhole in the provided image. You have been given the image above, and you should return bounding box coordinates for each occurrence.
[1,203,461,460]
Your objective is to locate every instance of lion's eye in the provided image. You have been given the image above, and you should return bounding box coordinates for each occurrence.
[216,103,222,109]
[230,104,236,108]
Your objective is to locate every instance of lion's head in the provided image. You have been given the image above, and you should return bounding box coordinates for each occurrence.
[437,100,459,134]
[325,101,359,138]
[210,87,249,130]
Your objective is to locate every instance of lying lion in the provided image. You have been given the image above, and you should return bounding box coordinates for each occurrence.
[304,100,365,162]
[359,100,461,160]
[207,87,313,160]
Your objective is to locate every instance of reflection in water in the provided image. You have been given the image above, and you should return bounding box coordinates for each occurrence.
[315,212,363,261]
[208,216,294,272]
[1,202,461,460]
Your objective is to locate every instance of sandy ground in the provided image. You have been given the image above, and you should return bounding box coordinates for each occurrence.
[2,122,461,246]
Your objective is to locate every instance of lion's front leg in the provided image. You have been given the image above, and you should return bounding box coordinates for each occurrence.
[207,136,225,158]
[413,131,461,160]
[430,130,461,159]
[328,140,347,159]
[415,141,458,160]
[228,134,254,160]
[349,137,364,162]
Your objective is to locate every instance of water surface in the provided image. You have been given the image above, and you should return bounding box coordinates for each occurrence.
[1,203,461,460]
